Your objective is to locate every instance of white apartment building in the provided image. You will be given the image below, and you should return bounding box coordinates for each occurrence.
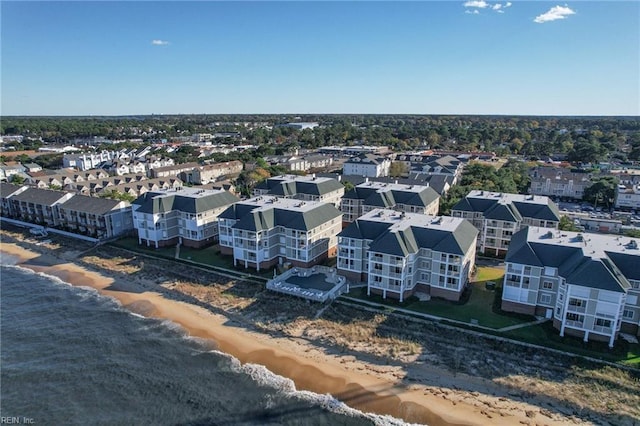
[502,226,640,346]
[343,153,391,178]
[63,151,118,171]
[253,175,345,208]
[218,197,342,271]
[132,188,239,248]
[451,190,560,256]
[338,209,478,302]
[341,181,440,224]
[615,184,640,210]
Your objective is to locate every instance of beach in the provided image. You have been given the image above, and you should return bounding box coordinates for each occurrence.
[1,228,638,426]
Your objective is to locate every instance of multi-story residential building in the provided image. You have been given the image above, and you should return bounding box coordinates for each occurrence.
[451,190,560,256]
[340,181,440,224]
[615,184,640,210]
[502,226,640,346]
[218,196,342,271]
[56,195,133,239]
[63,151,119,171]
[253,175,345,208]
[149,162,200,179]
[529,167,593,200]
[189,161,243,184]
[132,188,239,248]
[337,209,478,302]
[343,153,391,178]
[397,154,464,185]
[0,183,28,216]
[3,187,74,226]
[264,154,334,172]
[1,183,133,239]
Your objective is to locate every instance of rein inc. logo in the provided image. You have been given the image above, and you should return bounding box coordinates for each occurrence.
[0,417,35,424]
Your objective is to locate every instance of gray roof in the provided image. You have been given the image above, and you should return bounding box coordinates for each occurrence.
[506,227,637,293]
[345,182,440,208]
[59,195,127,215]
[9,187,70,205]
[220,197,342,232]
[0,183,26,198]
[255,175,343,197]
[452,191,559,222]
[340,209,478,257]
[134,188,239,215]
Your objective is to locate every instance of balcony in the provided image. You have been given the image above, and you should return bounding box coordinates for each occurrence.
[564,319,585,329]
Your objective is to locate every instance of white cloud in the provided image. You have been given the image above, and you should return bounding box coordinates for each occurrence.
[492,3,502,10]
[505,2,512,7]
[497,10,505,13]
[151,39,170,46]
[465,9,480,14]
[464,0,489,8]
[534,5,576,23]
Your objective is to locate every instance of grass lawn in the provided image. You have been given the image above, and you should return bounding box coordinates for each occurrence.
[346,266,532,329]
[504,321,640,365]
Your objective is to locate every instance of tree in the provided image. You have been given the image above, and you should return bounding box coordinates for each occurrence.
[559,215,579,232]
[583,176,618,209]
[567,139,606,164]
[388,161,408,178]
[10,175,25,185]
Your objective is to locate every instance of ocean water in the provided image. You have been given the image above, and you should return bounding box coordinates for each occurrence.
[0,262,402,426]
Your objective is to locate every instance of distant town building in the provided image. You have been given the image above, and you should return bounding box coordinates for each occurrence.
[149,162,200,179]
[132,188,239,249]
[188,161,243,185]
[253,175,345,208]
[218,196,342,270]
[502,226,640,346]
[343,153,391,178]
[275,122,319,130]
[451,190,560,256]
[337,209,478,302]
[340,181,440,224]
[529,167,593,200]
[397,154,464,185]
[615,183,640,210]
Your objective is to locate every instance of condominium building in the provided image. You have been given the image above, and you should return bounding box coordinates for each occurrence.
[253,175,345,208]
[343,153,391,178]
[502,226,640,346]
[337,209,478,302]
[451,190,560,256]
[132,188,239,248]
[2,186,74,227]
[0,183,133,239]
[190,161,243,184]
[56,195,133,239]
[218,196,342,270]
[340,181,440,224]
[529,167,593,200]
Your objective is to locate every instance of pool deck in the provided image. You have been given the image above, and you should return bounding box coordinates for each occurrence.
[266,266,348,302]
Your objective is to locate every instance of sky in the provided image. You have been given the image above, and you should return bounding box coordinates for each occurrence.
[1,1,639,116]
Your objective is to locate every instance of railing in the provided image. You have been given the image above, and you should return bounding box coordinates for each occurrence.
[567,305,586,314]
[564,320,584,328]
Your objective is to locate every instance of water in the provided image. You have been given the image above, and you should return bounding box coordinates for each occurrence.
[0,262,402,425]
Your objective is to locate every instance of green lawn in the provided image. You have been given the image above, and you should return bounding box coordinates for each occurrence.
[346,267,532,329]
[504,321,640,365]
[110,238,273,279]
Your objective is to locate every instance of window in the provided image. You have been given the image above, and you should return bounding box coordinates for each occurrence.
[566,312,584,323]
[595,318,612,328]
[568,298,586,308]
[627,295,639,305]
[542,281,553,290]
[623,310,634,320]
[540,294,552,305]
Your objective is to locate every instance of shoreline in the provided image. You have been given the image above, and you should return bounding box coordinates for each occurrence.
[2,231,637,425]
[1,242,470,425]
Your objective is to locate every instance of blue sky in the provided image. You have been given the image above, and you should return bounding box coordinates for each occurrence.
[2,1,638,116]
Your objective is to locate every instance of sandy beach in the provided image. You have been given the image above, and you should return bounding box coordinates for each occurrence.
[1,229,638,426]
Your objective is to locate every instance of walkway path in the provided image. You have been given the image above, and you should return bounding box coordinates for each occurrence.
[498,317,549,332]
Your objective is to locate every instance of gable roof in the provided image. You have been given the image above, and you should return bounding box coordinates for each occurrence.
[59,195,127,215]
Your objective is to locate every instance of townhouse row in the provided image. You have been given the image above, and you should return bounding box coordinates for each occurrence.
[1,183,133,239]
